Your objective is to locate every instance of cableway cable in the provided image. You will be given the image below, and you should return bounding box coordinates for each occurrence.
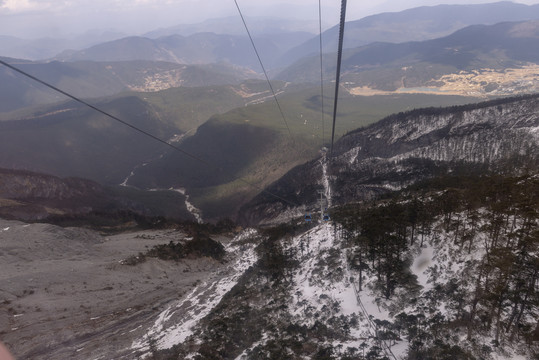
[0,59,211,167]
[233,0,292,137]
[319,0,326,147]
[329,0,347,156]
[0,59,299,209]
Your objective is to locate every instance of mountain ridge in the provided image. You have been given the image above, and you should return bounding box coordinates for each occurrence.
[143,16,321,38]
[52,32,308,70]
[239,94,539,225]
[0,167,197,222]
[0,58,256,113]
[277,20,539,96]
[282,1,539,66]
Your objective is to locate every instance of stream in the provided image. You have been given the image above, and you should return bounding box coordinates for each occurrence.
[119,131,204,223]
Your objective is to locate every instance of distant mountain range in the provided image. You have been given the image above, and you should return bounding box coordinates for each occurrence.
[341,19,539,70]
[33,2,539,77]
[45,2,539,71]
[282,1,539,65]
[143,16,322,38]
[16,17,537,113]
[52,32,311,70]
[4,2,537,69]
[0,58,256,113]
[0,17,317,62]
[277,20,539,95]
[0,31,127,60]
[2,2,539,73]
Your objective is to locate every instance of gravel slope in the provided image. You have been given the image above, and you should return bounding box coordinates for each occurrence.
[0,219,231,359]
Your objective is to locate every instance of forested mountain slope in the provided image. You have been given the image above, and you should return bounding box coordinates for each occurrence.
[239,94,539,225]
[0,168,195,221]
[138,173,537,360]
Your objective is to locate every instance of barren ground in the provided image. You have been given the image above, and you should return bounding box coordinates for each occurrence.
[0,219,232,359]
[349,64,539,97]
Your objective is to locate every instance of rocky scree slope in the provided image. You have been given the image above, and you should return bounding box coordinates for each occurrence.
[239,94,539,225]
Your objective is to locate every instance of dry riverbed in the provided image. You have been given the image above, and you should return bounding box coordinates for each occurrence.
[0,219,232,359]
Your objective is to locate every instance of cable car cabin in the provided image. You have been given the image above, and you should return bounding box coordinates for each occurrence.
[305,214,312,223]
[323,207,330,221]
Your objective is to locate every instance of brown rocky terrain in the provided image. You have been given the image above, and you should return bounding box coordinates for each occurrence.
[0,219,234,359]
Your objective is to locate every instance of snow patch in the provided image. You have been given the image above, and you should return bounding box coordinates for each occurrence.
[131,229,259,354]
[171,188,203,224]
[411,244,434,290]
[284,223,399,358]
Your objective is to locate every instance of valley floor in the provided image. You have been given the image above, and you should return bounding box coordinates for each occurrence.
[349,64,539,97]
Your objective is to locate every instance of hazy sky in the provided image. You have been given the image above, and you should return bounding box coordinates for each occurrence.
[1,0,539,38]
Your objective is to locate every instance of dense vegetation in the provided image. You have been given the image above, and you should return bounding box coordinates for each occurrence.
[139,173,538,359]
[0,75,480,222]
[333,173,539,358]
[124,234,226,265]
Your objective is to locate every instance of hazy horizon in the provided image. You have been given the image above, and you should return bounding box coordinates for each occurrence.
[2,0,539,39]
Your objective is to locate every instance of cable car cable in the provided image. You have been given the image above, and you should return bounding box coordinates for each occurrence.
[329,0,347,156]
[319,0,326,147]
[233,0,292,137]
[0,59,300,209]
[0,59,212,167]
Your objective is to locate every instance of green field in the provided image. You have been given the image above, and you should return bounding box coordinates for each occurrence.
[213,84,480,146]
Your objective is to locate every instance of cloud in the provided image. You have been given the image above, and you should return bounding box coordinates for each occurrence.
[0,0,52,13]
[2,0,539,39]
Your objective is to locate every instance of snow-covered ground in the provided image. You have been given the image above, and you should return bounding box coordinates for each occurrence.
[131,228,260,356]
[125,203,535,359]
[284,223,404,359]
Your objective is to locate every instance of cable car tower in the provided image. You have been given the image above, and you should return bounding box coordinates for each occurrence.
[304,0,346,225]
[317,189,330,222]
